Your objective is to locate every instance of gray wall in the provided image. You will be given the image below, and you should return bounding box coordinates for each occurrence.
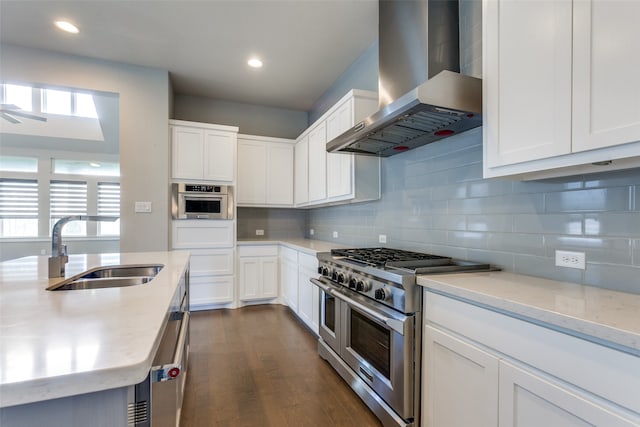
[1,44,171,253]
[173,95,308,139]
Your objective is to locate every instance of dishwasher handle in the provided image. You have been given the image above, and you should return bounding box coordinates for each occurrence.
[151,311,189,382]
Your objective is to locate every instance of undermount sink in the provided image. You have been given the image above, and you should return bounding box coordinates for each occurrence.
[47,264,164,291]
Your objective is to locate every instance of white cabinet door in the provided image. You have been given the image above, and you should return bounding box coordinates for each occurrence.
[237,140,267,204]
[266,143,294,205]
[203,129,235,182]
[280,256,298,312]
[326,99,354,199]
[484,0,572,168]
[297,261,319,334]
[422,325,499,427]
[172,126,204,180]
[239,257,261,300]
[294,136,309,205]
[307,122,327,202]
[238,245,278,301]
[261,257,278,299]
[499,361,637,427]
[572,1,640,153]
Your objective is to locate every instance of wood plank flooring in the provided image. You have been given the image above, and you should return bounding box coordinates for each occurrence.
[180,305,382,427]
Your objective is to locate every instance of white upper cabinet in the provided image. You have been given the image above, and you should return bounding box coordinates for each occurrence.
[483,0,640,179]
[294,135,309,205]
[295,89,380,207]
[307,121,328,203]
[170,120,238,182]
[237,134,294,207]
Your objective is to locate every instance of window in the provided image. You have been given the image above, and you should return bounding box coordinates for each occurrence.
[53,159,120,177]
[42,88,71,115]
[0,156,38,173]
[97,182,120,236]
[50,180,87,236]
[1,83,32,111]
[0,179,38,237]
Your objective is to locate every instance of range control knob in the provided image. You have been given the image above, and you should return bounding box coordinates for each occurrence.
[321,266,330,277]
[317,266,323,274]
[337,273,346,284]
[356,280,371,292]
[374,288,390,301]
[348,278,357,289]
[331,270,338,281]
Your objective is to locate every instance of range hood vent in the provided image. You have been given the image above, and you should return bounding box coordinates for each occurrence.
[327,0,482,157]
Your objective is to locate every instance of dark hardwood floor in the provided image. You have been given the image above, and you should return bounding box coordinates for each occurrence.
[180,304,382,427]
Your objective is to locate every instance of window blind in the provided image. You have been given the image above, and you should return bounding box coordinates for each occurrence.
[97,182,120,216]
[0,179,38,218]
[50,180,87,219]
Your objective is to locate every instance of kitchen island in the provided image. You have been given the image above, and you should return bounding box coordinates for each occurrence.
[0,251,190,424]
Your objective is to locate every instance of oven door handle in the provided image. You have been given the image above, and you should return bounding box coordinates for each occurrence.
[311,278,405,335]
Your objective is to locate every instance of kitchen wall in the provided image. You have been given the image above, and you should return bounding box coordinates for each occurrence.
[173,94,307,139]
[236,207,307,240]
[1,44,171,253]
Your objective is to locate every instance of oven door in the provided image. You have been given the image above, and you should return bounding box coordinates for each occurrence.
[335,288,415,420]
[312,278,341,354]
[179,194,228,219]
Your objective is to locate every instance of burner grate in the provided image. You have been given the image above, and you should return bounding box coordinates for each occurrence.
[331,247,452,269]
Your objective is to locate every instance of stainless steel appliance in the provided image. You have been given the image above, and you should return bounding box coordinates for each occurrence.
[326,0,482,157]
[311,248,494,427]
[129,269,190,427]
[172,183,233,220]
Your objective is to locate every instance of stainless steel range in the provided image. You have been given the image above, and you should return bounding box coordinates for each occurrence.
[311,248,494,427]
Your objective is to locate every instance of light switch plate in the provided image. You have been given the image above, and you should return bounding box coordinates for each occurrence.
[135,201,152,213]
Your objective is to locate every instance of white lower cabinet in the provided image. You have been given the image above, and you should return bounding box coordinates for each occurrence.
[498,361,637,427]
[279,246,299,312]
[277,246,319,334]
[172,221,235,309]
[238,245,278,301]
[296,252,319,334]
[422,326,499,427]
[422,291,640,427]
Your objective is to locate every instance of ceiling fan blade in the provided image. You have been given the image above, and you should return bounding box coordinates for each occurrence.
[0,104,20,109]
[4,110,47,122]
[0,112,22,124]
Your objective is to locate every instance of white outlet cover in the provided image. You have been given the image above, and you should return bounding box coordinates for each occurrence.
[333,231,338,238]
[310,228,315,236]
[379,234,387,243]
[256,229,264,236]
[555,250,586,270]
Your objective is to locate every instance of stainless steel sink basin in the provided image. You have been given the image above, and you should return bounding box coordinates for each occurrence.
[47,264,164,291]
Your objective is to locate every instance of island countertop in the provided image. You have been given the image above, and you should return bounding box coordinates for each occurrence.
[0,250,190,408]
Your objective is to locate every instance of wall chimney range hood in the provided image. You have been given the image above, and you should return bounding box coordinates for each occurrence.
[326,0,482,157]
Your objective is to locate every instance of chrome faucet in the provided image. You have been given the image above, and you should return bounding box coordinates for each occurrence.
[48,215,120,278]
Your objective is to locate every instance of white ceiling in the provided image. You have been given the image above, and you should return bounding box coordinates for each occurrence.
[0,0,379,112]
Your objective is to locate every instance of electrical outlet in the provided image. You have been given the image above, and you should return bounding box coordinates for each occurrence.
[555,250,586,269]
[310,228,315,236]
[332,231,339,238]
[255,229,264,236]
[379,234,387,244]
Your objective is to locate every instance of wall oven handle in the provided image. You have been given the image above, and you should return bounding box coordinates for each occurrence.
[311,278,405,335]
[151,311,190,382]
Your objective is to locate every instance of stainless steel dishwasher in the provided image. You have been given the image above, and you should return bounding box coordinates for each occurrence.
[128,268,190,427]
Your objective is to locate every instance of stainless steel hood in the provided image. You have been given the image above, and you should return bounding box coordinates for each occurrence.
[327,0,482,157]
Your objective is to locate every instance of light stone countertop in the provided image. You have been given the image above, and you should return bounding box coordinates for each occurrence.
[0,251,191,408]
[237,238,343,256]
[418,271,640,355]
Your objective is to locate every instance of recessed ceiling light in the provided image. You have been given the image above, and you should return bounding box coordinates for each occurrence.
[248,58,263,68]
[55,20,79,34]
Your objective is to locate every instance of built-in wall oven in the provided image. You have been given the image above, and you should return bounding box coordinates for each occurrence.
[171,183,233,220]
[312,248,494,427]
[129,268,190,427]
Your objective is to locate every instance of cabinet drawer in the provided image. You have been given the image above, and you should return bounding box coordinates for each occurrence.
[190,275,234,306]
[238,245,278,257]
[189,249,234,276]
[424,291,640,415]
[172,221,234,249]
